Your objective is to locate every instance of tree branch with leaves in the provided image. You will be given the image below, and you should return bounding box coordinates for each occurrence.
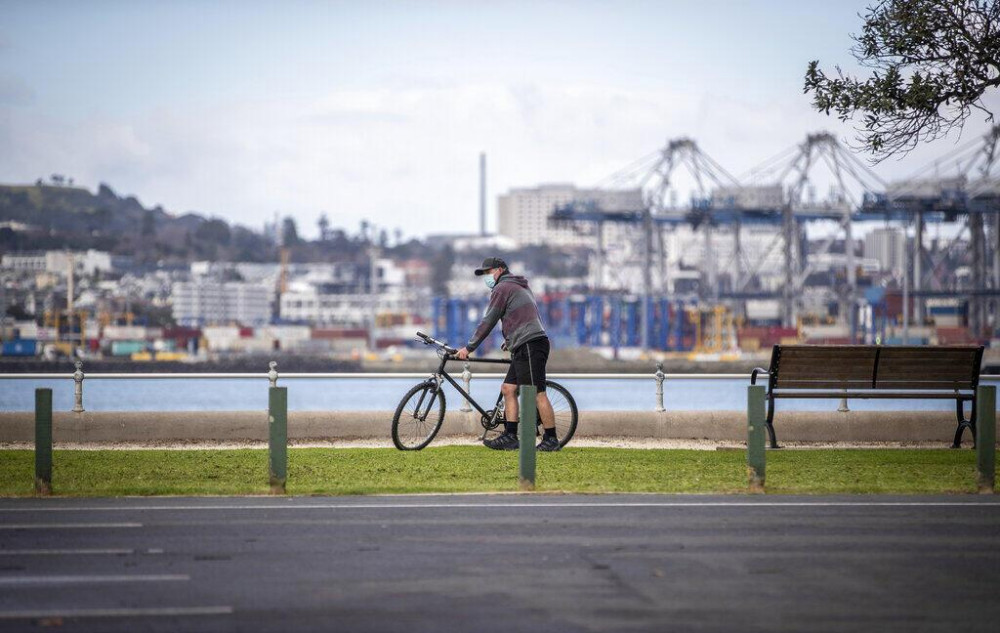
[805,0,1000,161]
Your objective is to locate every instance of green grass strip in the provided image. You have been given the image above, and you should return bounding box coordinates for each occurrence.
[0,447,993,497]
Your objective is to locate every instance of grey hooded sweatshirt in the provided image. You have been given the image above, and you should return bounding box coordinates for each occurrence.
[466,273,547,353]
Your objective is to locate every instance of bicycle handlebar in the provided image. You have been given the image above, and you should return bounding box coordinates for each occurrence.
[415,331,458,355]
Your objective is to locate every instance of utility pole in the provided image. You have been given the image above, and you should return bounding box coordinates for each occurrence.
[902,223,910,345]
[845,214,857,343]
[782,204,795,327]
[66,253,75,358]
[914,212,924,325]
[641,208,654,351]
[479,153,487,236]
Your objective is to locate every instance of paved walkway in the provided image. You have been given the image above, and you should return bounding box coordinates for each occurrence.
[1,495,998,632]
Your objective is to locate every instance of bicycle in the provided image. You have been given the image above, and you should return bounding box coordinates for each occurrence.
[391,331,579,451]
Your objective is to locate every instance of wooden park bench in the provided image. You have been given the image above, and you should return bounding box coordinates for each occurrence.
[750,345,985,449]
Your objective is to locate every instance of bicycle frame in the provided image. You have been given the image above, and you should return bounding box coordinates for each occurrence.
[429,355,511,419]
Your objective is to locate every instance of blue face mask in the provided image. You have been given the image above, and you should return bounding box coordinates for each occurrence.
[484,275,497,289]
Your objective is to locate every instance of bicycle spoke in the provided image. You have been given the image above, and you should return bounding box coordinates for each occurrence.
[392,383,446,450]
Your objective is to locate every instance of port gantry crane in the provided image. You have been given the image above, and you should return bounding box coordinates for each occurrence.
[550,127,1000,346]
[863,124,1000,337]
[550,138,742,349]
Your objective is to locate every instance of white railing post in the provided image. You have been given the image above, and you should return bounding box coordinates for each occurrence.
[268,361,279,387]
[655,362,666,412]
[461,362,473,412]
[72,360,85,413]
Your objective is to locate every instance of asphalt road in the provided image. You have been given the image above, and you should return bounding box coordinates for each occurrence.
[0,495,999,632]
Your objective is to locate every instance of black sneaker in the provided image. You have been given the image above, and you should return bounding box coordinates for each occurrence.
[537,435,561,452]
[484,432,519,451]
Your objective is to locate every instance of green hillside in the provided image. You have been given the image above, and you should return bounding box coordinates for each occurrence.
[0,182,275,264]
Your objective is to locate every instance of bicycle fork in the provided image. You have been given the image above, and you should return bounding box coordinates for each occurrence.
[413,377,442,422]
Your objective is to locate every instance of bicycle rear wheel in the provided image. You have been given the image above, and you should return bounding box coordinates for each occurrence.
[392,381,446,450]
[544,380,578,448]
[482,380,578,449]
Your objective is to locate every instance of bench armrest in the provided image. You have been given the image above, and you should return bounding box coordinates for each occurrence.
[751,368,769,386]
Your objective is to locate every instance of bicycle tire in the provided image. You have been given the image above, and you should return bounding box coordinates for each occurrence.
[391,381,446,450]
[543,380,578,448]
[482,379,578,449]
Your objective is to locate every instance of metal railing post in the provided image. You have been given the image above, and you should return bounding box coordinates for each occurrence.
[837,395,849,412]
[655,362,665,412]
[268,386,287,494]
[747,385,766,493]
[976,385,995,494]
[35,388,53,495]
[72,360,85,413]
[268,361,279,387]
[518,385,537,491]
[461,362,472,412]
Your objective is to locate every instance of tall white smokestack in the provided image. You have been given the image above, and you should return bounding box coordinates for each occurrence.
[479,152,487,236]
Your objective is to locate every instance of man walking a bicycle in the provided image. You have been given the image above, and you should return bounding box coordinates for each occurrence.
[455,257,560,452]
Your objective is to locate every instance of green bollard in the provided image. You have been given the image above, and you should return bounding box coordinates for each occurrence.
[35,388,52,495]
[518,385,537,491]
[747,385,766,493]
[976,385,995,494]
[268,387,288,494]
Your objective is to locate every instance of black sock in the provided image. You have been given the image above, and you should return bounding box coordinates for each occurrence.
[505,422,518,435]
[544,428,557,439]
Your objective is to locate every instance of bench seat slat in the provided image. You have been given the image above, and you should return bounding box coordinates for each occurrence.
[875,381,975,389]
[773,391,973,399]
[778,380,874,390]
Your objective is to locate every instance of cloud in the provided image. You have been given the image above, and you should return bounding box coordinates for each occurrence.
[1,80,996,241]
[0,74,34,106]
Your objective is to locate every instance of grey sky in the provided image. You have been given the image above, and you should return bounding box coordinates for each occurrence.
[1,0,997,239]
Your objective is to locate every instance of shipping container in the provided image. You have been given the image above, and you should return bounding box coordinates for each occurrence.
[1,339,38,356]
[103,325,149,341]
[111,340,147,356]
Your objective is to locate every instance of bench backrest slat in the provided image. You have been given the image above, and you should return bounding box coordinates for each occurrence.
[772,346,876,390]
[769,344,982,392]
[875,346,980,390]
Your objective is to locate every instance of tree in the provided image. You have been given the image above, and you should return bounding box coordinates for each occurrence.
[195,218,231,245]
[804,0,1000,160]
[317,212,330,241]
[141,209,156,237]
[281,216,299,246]
[429,244,455,296]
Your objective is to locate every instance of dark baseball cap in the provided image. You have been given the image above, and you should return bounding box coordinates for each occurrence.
[474,257,508,276]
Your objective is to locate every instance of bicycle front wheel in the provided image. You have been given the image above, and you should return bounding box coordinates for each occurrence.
[392,381,446,450]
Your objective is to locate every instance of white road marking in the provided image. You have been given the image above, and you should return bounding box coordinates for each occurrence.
[0,574,188,586]
[0,501,997,513]
[0,522,142,528]
[0,549,134,556]
[0,606,232,620]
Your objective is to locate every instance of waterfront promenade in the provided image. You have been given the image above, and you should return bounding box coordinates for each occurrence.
[1,494,998,632]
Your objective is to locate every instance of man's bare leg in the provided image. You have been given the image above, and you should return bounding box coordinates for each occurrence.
[536,392,555,430]
[501,383,518,424]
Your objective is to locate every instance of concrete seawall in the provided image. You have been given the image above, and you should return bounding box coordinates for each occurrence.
[0,410,995,445]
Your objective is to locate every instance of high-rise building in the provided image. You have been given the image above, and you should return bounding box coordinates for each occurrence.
[497,184,643,247]
[864,227,905,274]
[171,281,272,326]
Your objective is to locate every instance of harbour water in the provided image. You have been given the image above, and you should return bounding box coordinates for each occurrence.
[0,377,962,413]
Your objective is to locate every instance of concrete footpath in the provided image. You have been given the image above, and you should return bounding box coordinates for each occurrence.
[0,495,998,632]
[0,409,995,445]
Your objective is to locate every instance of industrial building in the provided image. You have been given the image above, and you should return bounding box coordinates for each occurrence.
[171,281,272,327]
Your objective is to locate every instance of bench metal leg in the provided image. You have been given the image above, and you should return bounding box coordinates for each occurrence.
[765,393,780,449]
[953,398,976,449]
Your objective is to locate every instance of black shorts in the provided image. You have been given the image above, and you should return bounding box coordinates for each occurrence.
[503,337,549,392]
